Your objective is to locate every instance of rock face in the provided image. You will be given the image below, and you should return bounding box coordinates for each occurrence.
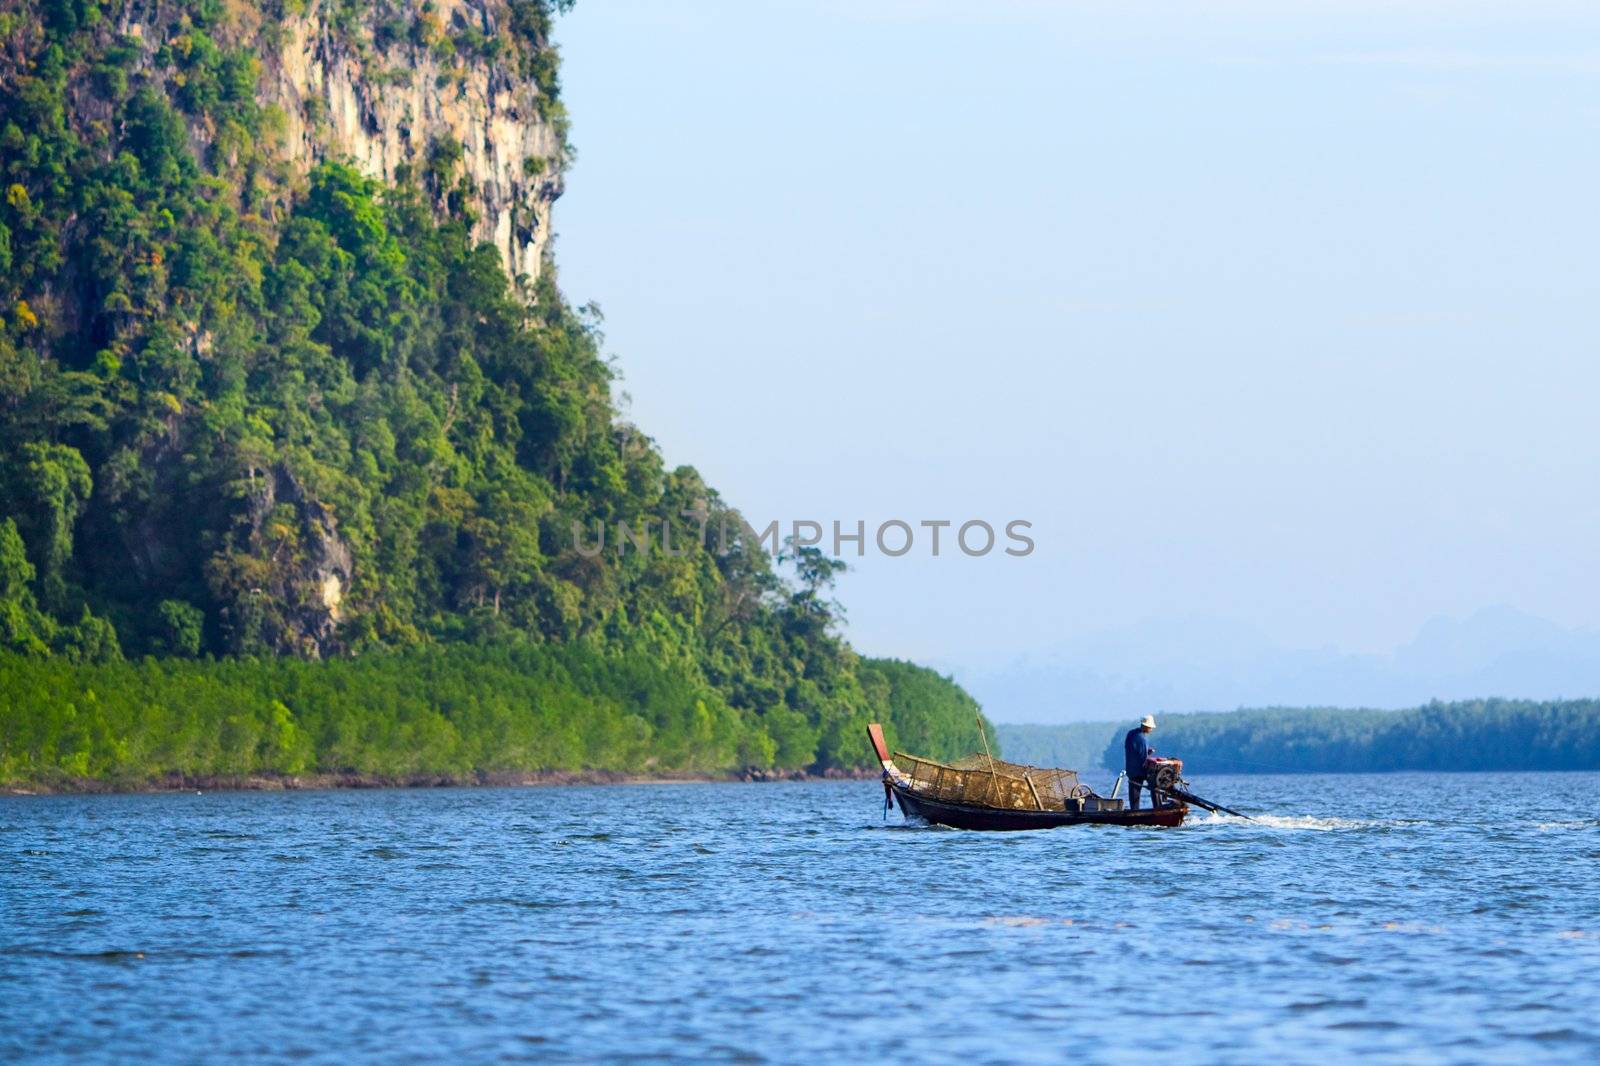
[75,2,572,656]
[265,1,565,287]
[118,0,566,288]
[219,465,356,660]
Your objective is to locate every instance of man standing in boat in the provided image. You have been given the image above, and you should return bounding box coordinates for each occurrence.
[1125,715,1159,810]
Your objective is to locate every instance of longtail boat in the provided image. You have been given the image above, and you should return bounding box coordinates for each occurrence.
[867,723,1246,831]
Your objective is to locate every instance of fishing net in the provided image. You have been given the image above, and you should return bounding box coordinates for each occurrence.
[892,752,1092,811]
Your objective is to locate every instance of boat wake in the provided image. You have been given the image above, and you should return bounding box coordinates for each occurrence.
[1192,812,1379,832]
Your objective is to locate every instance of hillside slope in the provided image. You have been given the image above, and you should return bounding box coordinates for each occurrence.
[0,0,988,783]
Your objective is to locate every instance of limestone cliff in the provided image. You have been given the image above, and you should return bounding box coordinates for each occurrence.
[116,0,567,287]
[0,0,575,659]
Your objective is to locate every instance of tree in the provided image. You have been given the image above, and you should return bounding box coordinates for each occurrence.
[0,518,52,655]
[8,442,92,610]
[156,599,205,657]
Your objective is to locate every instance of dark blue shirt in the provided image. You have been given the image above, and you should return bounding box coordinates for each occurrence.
[1124,727,1150,777]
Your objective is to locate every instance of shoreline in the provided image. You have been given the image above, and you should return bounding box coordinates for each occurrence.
[0,766,881,797]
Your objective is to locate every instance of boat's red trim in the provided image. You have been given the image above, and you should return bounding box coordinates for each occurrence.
[867,723,892,764]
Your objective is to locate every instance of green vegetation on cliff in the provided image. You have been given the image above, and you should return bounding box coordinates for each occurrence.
[996,699,1600,774]
[0,0,988,785]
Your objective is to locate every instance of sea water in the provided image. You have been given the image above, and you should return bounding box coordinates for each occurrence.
[3,773,1599,1063]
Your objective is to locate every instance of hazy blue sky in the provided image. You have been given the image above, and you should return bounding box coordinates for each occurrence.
[550,1,1600,718]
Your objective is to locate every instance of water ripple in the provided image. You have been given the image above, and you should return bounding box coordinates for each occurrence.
[3,772,1600,1063]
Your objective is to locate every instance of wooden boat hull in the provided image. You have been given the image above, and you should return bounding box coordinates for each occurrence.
[892,781,1187,831]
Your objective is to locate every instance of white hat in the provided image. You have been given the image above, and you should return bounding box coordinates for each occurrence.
[1140,715,1156,729]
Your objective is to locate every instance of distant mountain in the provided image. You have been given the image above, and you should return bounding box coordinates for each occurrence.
[965,607,1600,725]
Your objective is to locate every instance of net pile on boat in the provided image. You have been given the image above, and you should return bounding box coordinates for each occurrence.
[892,752,1090,811]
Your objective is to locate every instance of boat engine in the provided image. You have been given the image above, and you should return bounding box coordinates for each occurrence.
[1140,756,1251,818]
[1145,756,1184,792]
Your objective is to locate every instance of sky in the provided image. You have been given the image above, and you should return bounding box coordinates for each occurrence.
[548,1,1600,721]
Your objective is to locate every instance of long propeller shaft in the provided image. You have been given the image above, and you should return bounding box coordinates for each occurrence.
[1168,786,1251,820]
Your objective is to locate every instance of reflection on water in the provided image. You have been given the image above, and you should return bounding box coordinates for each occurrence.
[4,773,1600,1063]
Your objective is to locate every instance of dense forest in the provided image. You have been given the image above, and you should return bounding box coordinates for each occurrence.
[0,0,989,788]
[0,648,982,786]
[997,699,1600,774]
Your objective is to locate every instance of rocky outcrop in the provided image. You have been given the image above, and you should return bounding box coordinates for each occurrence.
[264,1,565,287]
[115,0,566,288]
[208,463,356,659]
[81,1,570,656]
